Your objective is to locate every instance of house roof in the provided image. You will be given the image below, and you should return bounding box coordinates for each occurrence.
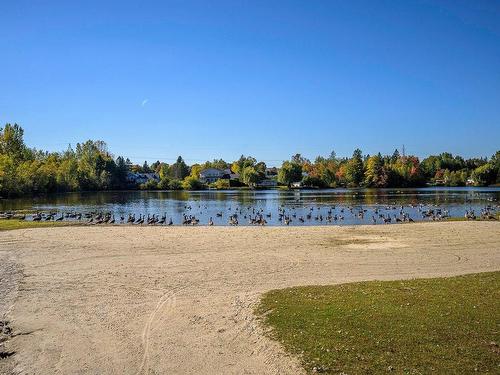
[199,168,226,176]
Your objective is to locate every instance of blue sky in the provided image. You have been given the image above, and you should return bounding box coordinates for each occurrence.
[1,0,499,166]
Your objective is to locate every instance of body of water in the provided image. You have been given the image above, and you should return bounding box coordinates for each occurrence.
[0,187,498,226]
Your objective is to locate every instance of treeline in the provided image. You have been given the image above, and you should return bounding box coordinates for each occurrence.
[278,149,500,188]
[0,123,499,197]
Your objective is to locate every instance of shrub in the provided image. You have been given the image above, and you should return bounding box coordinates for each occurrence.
[182,176,203,190]
[139,179,158,190]
[158,177,171,189]
[168,179,183,190]
[210,179,230,189]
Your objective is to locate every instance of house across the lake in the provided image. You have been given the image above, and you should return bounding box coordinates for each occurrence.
[126,172,160,185]
[265,167,278,177]
[256,179,277,188]
[199,168,231,183]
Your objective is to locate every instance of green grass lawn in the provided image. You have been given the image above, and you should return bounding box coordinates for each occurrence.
[0,219,77,231]
[257,272,500,374]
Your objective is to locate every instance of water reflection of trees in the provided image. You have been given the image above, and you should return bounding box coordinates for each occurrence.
[1,188,498,213]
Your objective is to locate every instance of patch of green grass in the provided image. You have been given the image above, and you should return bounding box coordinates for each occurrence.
[257,272,500,374]
[0,219,78,231]
[446,215,499,222]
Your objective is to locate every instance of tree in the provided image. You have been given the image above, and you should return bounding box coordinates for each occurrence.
[114,156,129,188]
[150,160,161,173]
[210,179,230,189]
[158,163,170,179]
[344,149,364,186]
[190,164,203,178]
[0,123,28,161]
[471,164,496,186]
[0,123,498,196]
[170,156,189,179]
[231,155,257,175]
[364,154,386,187]
[391,149,400,163]
[140,179,158,190]
[182,176,203,190]
[142,161,152,173]
[291,153,309,165]
[0,153,18,196]
[168,179,183,190]
[158,176,171,190]
[240,166,260,187]
[277,161,302,187]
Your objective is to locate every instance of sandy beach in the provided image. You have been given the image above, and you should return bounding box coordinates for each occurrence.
[1,222,499,374]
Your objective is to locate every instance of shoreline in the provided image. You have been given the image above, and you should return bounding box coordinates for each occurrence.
[1,221,499,374]
[1,185,500,201]
[0,216,499,232]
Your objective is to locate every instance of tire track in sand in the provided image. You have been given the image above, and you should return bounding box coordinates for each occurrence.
[136,285,185,375]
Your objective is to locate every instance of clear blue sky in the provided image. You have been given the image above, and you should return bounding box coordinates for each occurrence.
[1,0,499,166]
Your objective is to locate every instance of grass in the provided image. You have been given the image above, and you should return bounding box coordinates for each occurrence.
[446,215,499,222]
[0,219,78,231]
[256,272,500,374]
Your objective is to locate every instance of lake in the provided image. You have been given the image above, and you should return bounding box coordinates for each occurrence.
[1,187,499,226]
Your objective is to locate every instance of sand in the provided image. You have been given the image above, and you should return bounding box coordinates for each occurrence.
[0,221,499,374]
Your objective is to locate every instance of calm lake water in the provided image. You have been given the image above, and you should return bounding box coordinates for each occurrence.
[1,187,499,226]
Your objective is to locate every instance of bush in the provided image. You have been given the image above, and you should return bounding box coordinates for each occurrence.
[139,179,158,190]
[182,176,203,190]
[158,177,171,189]
[301,175,326,188]
[209,179,230,189]
[168,179,183,190]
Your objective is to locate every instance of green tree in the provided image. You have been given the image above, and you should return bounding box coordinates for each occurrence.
[142,161,152,173]
[0,123,28,161]
[231,155,257,175]
[241,166,260,187]
[364,154,386,187]
[168,179,183,190]
[170,156,189,179]
[158,163,170,179]
[471,164,496,186]
[182,176,203,190]
[278,161,302,187]
[344,149,364,186]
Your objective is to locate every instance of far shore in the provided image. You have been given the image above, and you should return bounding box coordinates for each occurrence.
[1,184,500,201]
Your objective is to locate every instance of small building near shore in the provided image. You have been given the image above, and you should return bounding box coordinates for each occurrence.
[126,172,160,185]
[265,167,278,177]
[199,168,231,184]
[256,179,277,188]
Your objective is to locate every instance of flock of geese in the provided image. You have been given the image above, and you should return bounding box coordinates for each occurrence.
[1,203,497,226]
